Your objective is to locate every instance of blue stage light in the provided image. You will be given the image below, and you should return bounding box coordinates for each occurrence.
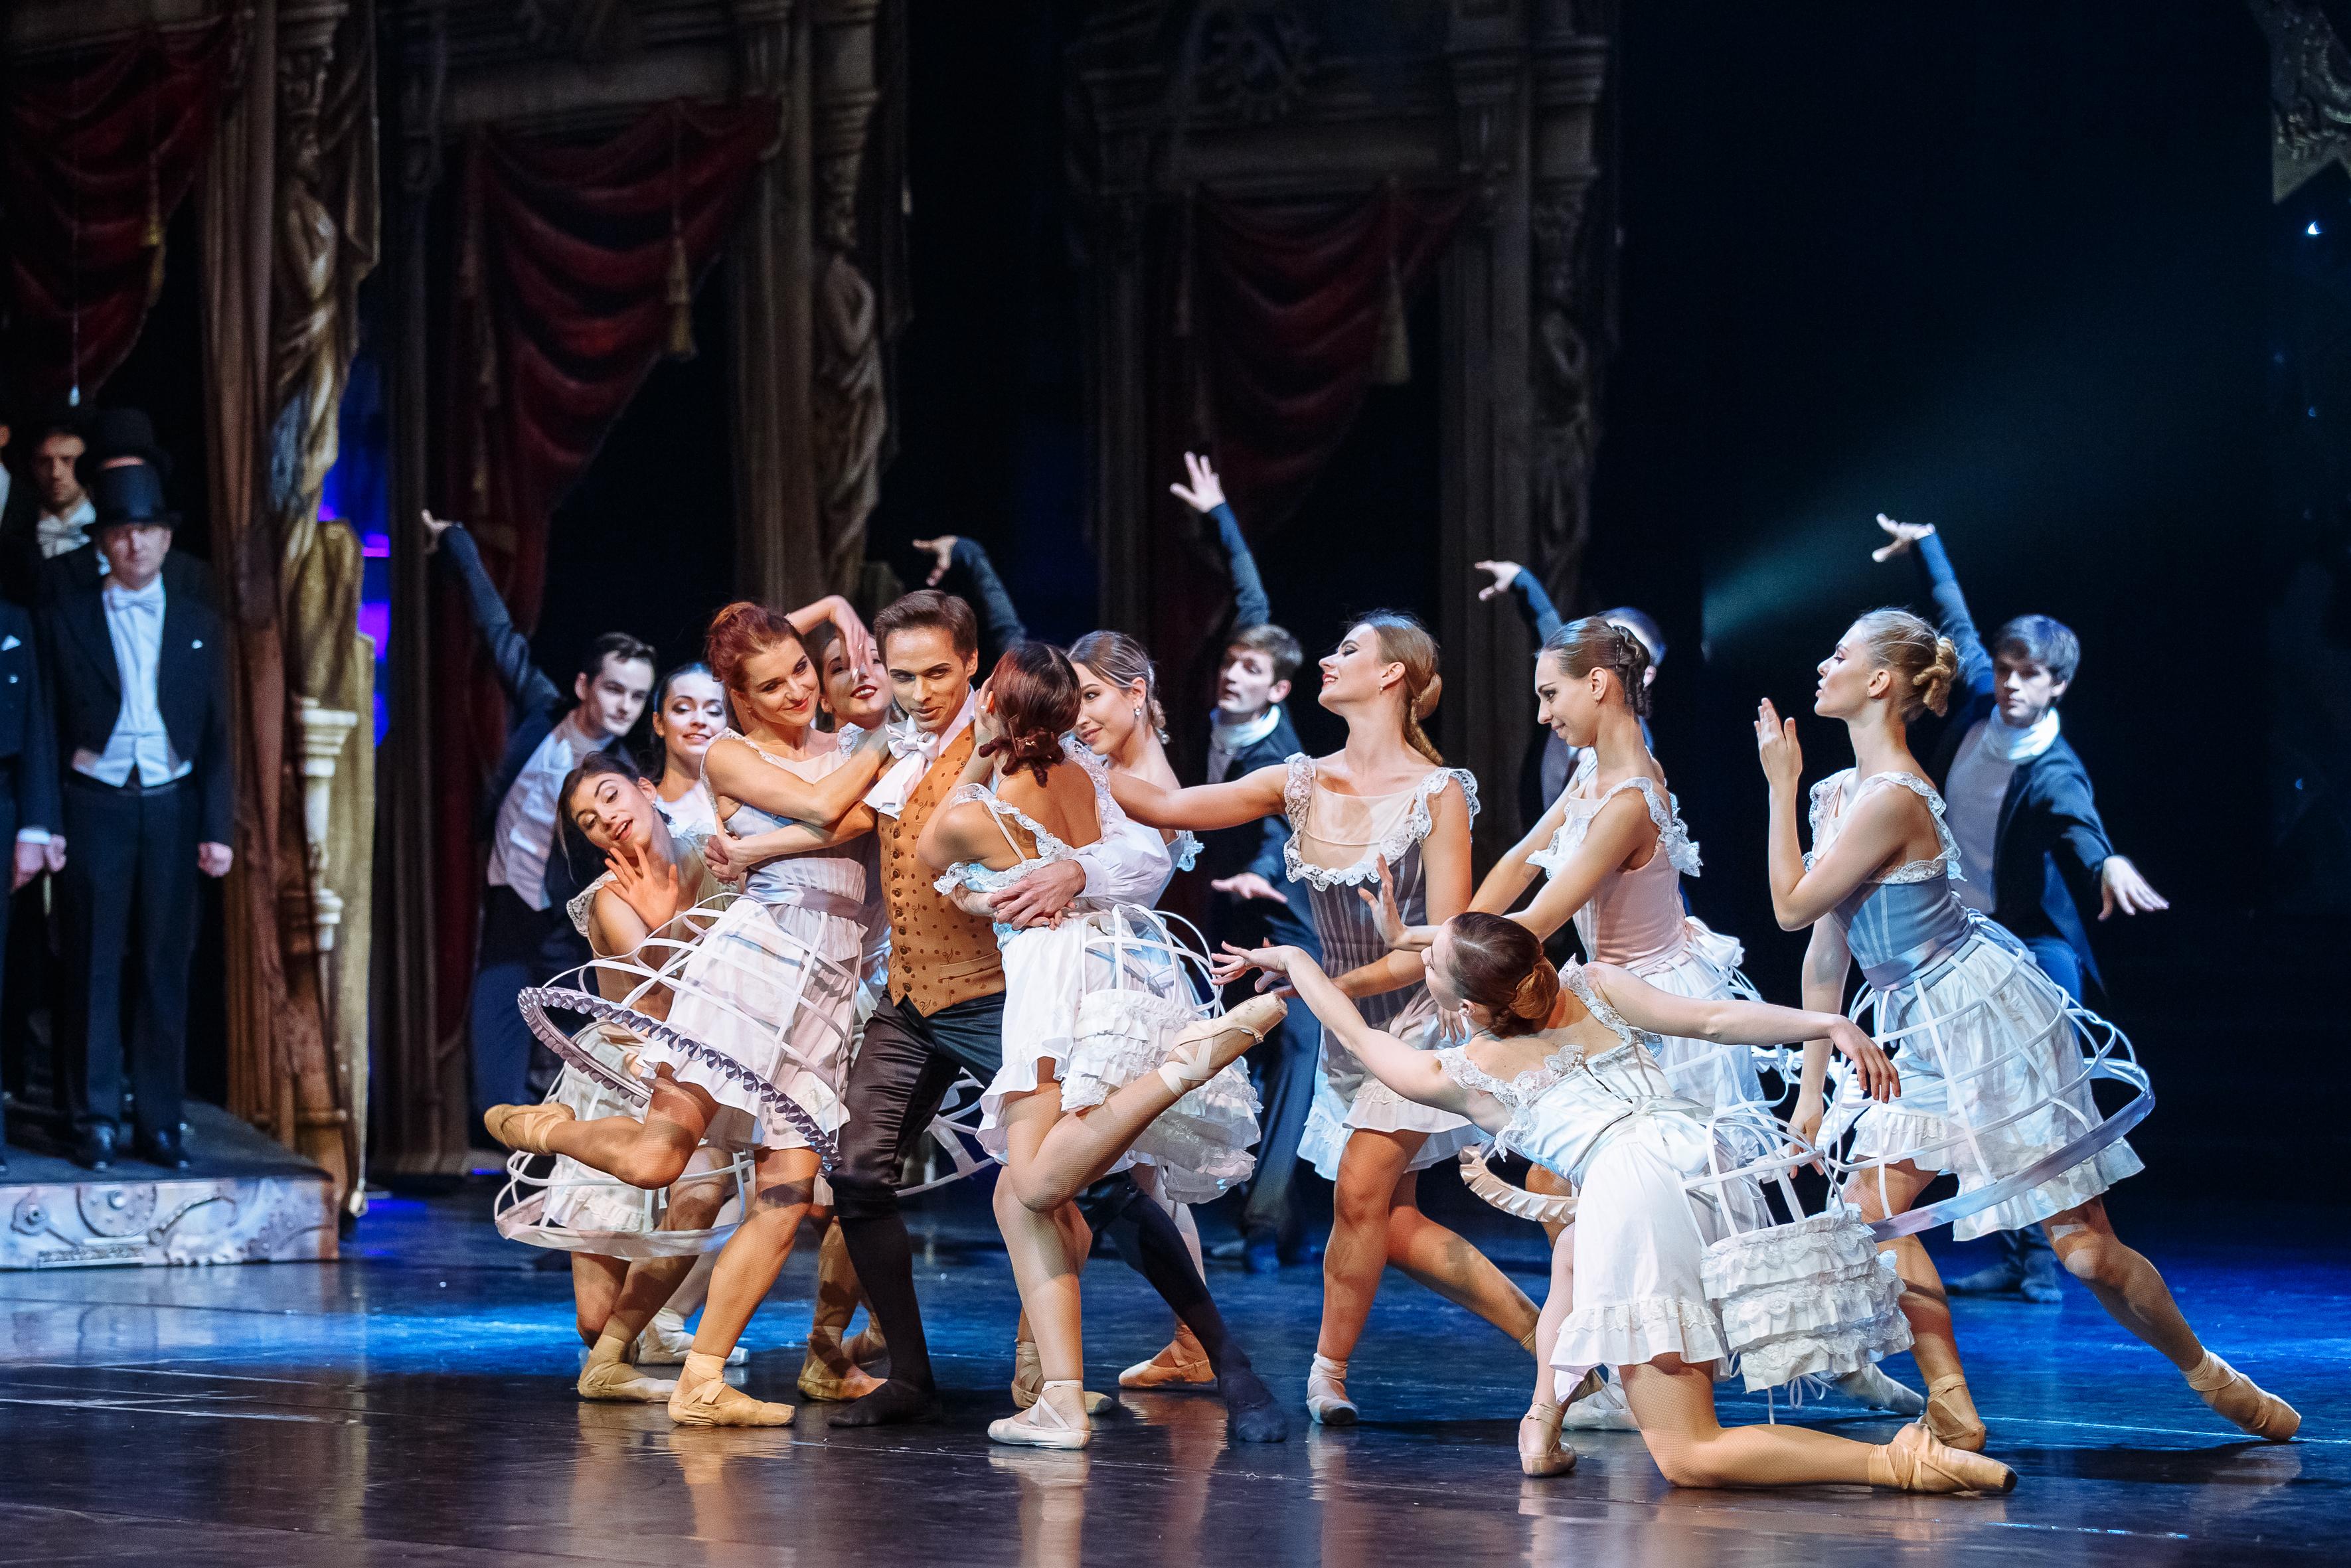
[2309,221,2324,236]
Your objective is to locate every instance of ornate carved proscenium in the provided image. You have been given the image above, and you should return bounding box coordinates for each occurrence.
[2256,0,2351,199]
[289,699,362,953]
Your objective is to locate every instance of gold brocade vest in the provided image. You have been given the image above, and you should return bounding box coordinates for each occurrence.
[881,726,1005,1014]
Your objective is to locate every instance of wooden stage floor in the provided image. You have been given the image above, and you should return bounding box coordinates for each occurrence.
[0,1180,2335,1566]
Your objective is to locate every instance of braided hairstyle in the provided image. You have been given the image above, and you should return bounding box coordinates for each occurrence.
[1543,615,1654,718]
[1356,609,1445,764]
[1852,607,1957,720]
[1069,629,1167,741]
[981,641,1081,787]
[1443,911,1561,1038]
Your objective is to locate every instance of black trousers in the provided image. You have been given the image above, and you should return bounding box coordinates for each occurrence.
[56,774,200,1138]
[833,990,1009,1214]
[1210,892,1323,1247]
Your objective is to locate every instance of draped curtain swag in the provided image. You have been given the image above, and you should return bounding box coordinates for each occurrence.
[428,99,775,1054]
[1,23,229,406]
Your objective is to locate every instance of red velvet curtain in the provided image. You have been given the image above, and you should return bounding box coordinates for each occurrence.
[0,25,226,406]
[430,99,775,1048]
[1187,185,1467,530]
[1146,184,1467,787]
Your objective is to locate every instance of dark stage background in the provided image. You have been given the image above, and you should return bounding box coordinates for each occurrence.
[858,3,2316,1203]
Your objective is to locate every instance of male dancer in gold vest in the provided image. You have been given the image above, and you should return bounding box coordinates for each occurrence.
[826,591,1285,1441]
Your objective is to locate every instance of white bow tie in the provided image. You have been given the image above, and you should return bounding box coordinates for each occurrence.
[106,582,164,614]
[886,712,942,761]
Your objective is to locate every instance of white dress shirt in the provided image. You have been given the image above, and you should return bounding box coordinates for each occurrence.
[1204,703,1281,785]
[37,495,98,564]
[72,577,191,788]
[1943,709,2062,913]
[486,720,600,911]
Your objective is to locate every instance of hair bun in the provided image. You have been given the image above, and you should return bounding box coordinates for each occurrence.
[1913,635,1957,718]
[1510,960,1560,1022]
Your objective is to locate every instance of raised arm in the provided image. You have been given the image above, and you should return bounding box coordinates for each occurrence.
[1108,759,1289,833]
[786,593,878,676]
[1475,559,1564,643]
[426,514,560,714]
[1753,702,1919,929]
[909,535,1028,655]
[703,728,891,831]
[1234,943,1475,1120]
[1583,959,1892,1105]
[1875,515,1992,702]
[1171,451,1271,630]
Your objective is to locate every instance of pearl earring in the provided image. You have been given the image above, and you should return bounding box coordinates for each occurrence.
[1132,706,1143,723]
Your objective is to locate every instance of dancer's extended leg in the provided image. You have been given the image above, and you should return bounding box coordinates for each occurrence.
[1383,1169,1539,1344]
[1620,1356,2013,1494]
[2044,1198,2299,1440]
[669,1145,821,1427]
[1848,1159,1981,1449]
[488,1073,714,1191]
[1309,1127,1416,1423]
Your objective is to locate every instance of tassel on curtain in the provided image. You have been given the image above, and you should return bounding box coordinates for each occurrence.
[0,23,227,406]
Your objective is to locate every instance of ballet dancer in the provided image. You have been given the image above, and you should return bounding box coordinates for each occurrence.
[645,662,726,838]
[487,604,884,1427]
[1170,452,1326,1281]
[1109,613,1542,1424]
[922,641,1280,1447]
[1757,608,2299,1448]
[1229,914,2016,1497]
[1873,512,2168,1304]
[825,591,1287,1443]
[1474,556,1663,815]
[510,753,737,1390]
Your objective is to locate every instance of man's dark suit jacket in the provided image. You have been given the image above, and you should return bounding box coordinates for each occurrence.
[1912,533,2116,992]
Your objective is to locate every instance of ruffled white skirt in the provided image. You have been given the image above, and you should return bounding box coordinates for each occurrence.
[1825,926,2143,1241]
[979,911,1260,1202]
[1299,991,1481,1181]
[655,894,862,1152]
[1550,1117,1909,1391]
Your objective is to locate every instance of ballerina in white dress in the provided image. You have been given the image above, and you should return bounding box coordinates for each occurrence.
[1757,607,2299,1449]
[1236,911,2018,1497]
[646,661,726,838]
[1109,613,1541,1424]
[487,603,890,1427]
[918,642,1281,1449]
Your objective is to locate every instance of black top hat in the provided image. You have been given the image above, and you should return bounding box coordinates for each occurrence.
[75,407,172,487]
[89,461,179,531]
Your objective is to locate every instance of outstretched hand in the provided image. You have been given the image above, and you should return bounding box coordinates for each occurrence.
[420,509,455,554]
[910,536,959,588]
[1753,698,1804,795]
[1169,451,1226,514]
[1211,941,1297,996]
[1210,870,1289,905]
[2098,855,2170,919]
[1356,855,1409,948]
[1870,512,1935,563]
[606,836,683,931]
[1472,560,1524,601]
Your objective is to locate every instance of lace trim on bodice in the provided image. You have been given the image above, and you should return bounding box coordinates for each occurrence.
[565,874,610,942]
[1562,961,1648,1050]
[1278,752,1481,890]
[1804,768,1963,885]
[1436,1039,1582,1113]
[932,775,1083,897]
[1527,774,1702,880]
[1068,738,1200,874]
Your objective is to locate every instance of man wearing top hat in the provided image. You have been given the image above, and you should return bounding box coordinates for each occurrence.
[38,416,232,1171]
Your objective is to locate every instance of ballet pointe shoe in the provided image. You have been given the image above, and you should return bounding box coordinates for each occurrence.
[1157,995,1287,1095]
[578,1336,677,1403]
[1518,1401,1578,1478]
[798,1328,884,1401]
[483,1100,573,1155]
[1868,1421,2017,1496]
[1011,1338,1116,1416]
[1119,1324,1216,1390]
[1923,1372,1987,1452]
[1305,1354,1357,1426]
[989,1379,1092,1450]
[669,1352,794,1428]
[2186,1352,2301,1442]
[635,1308,746,1368]
[1562,1367,1639,1431]
[1835,1362,1927,1416]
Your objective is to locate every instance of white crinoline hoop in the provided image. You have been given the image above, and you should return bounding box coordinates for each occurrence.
[1823,939,2152,1241]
